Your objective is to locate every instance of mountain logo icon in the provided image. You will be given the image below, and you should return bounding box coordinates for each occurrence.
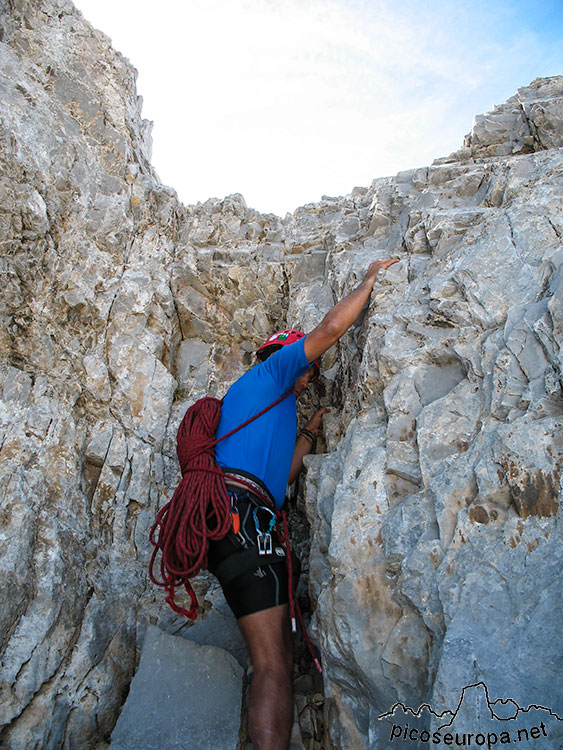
[377,682,562,749]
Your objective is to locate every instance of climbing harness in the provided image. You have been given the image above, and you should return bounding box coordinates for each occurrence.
[213,473,323,674]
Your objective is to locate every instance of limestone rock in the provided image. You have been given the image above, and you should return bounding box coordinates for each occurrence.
[463,77,563,157]
[162,584,248,668]
[0,1,562,748]
[110,626,243,750]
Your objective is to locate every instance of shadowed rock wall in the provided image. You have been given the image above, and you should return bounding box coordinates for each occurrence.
[0,1,561,748]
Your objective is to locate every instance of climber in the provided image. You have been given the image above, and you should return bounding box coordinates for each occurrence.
[207,257,399,750]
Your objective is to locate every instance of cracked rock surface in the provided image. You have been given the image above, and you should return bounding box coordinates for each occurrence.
[0,1,561,748]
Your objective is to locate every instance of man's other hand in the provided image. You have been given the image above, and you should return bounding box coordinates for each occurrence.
[305,407,331,437]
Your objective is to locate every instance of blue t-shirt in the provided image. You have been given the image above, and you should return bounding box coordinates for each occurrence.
[215,337,311,508]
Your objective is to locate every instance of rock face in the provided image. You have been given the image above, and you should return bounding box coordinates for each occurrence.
[0,1,561,748]
[109,626,243,750]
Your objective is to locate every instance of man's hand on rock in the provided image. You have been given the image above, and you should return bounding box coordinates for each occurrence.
[304,258,401,364]
[365,257,400,284]
[305,407,331,437]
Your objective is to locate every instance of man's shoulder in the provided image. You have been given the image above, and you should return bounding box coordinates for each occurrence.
[226,338,308,399]
[265,337,308,370]
[227,362,268,396]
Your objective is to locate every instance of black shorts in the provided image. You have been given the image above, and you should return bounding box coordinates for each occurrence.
[207,487,290,619]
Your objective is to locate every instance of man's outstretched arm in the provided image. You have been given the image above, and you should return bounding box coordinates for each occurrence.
[304,258,399,364]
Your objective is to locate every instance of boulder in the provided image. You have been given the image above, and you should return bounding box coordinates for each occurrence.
[110,626,243,750]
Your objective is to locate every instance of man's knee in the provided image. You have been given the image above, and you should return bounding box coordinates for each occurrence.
[252,654,293,686]
[249,633,293,675]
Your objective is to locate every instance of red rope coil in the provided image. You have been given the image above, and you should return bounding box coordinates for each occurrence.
[149,397,231,619]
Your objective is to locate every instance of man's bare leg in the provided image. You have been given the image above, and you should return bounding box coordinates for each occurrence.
[238,603,293,750]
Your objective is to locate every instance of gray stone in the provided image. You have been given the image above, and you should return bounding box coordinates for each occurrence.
[163,586,248,668]
[0,1,562,747]
[110,626,243,750]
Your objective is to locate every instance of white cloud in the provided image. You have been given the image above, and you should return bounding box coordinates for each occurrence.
[74,0,562,215]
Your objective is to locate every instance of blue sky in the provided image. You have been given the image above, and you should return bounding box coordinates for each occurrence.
[74,0,562,216]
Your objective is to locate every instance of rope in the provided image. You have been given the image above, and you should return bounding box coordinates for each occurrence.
[148,397,229,618]
[148,390,293,619]
[278,510,322,674]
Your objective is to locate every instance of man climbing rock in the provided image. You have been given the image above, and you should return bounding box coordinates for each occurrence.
[208,257,399,750]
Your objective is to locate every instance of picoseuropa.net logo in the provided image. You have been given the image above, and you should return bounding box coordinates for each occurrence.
[378,682,562,749]
[388,721,549,748]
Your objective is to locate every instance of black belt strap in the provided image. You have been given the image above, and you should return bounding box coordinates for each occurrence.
[213,546,286,587]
